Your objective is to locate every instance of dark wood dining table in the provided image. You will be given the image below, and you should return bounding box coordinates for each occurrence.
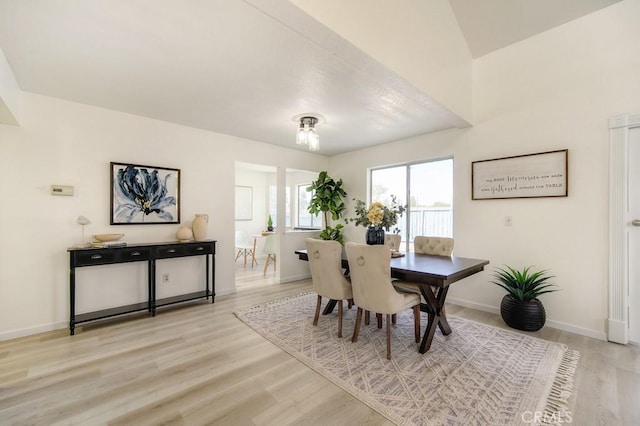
[294,249,489,353]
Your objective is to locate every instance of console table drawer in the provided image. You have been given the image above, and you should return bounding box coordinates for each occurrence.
[73,250,118,266]
[118,247,151,262]
[154,245,186,258]
[184,243,214,256]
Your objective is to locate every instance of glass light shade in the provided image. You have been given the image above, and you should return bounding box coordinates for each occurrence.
[307,130,319,151]
[296,126,307,145]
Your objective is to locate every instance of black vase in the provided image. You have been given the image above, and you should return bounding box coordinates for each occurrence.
[500,294,546,332]
[366,226,385,245]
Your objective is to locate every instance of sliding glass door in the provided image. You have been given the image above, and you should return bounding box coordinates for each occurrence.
[371,157,453,251]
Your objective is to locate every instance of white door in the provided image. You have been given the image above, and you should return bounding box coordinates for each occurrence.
[628,126,640,343]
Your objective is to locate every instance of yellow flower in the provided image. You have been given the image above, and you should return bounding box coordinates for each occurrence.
[367,202,384,227]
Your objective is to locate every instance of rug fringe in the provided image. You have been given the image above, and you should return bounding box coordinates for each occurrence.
[540,347,580,425]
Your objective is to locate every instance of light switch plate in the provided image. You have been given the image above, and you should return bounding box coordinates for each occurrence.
[51,185,74,196]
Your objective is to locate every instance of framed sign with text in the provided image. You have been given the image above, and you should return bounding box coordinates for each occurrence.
[472,149,568,200]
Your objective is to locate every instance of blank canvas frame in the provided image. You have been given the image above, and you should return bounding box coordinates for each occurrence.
[235,186,253,220]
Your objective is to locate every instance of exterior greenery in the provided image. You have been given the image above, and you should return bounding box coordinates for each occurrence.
[307,171,347,244]
[491,266,558,302]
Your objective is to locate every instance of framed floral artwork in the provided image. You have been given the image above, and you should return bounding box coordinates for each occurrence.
[110,162,180,224]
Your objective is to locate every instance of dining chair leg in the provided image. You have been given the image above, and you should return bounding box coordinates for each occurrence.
[352,307,363,342]
[364,310,370,325]
[386,314,392,360]
[413,304,420,343]
[347,299,353,309]
[376,313,382,329]
[337,300,343,338]
[313,295,322,326]
[392,314,397,325]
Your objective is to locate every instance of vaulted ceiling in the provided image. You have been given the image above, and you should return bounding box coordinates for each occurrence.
[0,0,621,155]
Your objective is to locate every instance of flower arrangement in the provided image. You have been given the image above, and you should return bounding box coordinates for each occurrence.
[346,195,406,233]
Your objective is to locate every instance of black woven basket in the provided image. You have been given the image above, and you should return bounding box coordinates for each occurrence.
[500,294,546,332]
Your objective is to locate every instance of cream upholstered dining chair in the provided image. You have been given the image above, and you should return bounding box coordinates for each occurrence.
[305,238,353,338]
[414,236,454,256]
[345,242,421,360]
[393,236,454,296]
[384,234,401,251]
[262,234,277,276]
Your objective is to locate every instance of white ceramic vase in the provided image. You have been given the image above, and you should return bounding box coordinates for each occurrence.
[176,225,193,242]
[192,214,209,241]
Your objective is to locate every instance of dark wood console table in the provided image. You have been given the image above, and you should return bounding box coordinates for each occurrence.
[68,240,216,335]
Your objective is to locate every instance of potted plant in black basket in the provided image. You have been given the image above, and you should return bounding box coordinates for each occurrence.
[492,266,558,332]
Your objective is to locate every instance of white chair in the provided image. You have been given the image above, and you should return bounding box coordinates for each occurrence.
[384,234,401,251]
[305,238,353,338]
[263,234,277,276]
[414,236,454,256]
[235,231,257,267]
[394,236,454,297]
[345,242,421,360]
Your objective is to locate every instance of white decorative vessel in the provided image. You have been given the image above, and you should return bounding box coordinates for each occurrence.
[176,226,193,242]
[192,214,209,241]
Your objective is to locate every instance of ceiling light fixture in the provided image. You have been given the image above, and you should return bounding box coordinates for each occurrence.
[296,116,320,152]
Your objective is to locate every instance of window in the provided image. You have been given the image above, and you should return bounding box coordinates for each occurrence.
[371,158,453,250]
[297,184,320,228]
[269,185,290,227]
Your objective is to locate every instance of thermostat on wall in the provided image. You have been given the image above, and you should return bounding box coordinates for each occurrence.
[51,185,74,196]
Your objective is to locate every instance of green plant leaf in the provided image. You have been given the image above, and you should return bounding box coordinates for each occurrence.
[491,265,558,301]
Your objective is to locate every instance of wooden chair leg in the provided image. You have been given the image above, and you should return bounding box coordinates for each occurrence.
[337,300,343,338]
[364,310,370,325]
[413,304,420,343]
[313,295,322,326]
[386,314,392,360]
[376,313,382,329]
[352,307,363,342]
[392,314,397,324]
[347,299,353,309]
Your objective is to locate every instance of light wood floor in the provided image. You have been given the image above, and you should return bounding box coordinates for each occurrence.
[1,274,639,425]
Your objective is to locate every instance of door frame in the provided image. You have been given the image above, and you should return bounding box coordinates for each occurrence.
[609,113,640,344]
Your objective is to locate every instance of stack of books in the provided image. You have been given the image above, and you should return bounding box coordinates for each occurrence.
[92,241,127,248]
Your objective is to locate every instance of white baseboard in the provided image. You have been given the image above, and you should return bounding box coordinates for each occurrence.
[0,291,238,342]
[607,318,628,344]
[447,297,499,315]
[215,287,237,297]
[0,321,67,342]
[447,297,607,341]
[280,273,311,284]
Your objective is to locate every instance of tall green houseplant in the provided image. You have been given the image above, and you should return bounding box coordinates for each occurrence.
[307,171,347,244]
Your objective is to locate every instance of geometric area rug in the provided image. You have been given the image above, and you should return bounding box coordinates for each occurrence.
[234,292,579,426]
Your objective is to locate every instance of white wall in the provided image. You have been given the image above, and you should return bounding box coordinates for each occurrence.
[0,92,328,339]
[331,0,640,340]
